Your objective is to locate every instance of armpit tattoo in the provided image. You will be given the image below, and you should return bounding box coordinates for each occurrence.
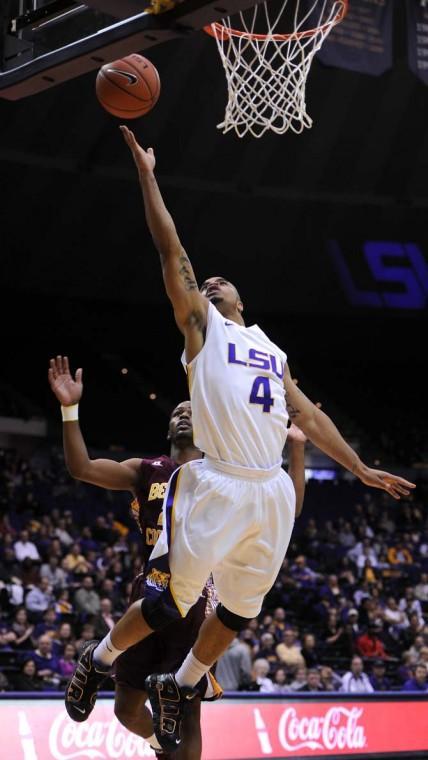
[178,252,198,291]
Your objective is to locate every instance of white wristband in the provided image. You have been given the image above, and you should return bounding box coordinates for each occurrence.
[61,404,79,422]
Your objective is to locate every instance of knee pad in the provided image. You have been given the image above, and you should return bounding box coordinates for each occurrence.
[141,596,181,631]
[216,603,253,632]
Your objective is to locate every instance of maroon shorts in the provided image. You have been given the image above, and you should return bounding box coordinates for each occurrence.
[114,574,208,692]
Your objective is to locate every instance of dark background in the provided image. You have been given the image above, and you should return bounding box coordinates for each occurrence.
[0,1,426,460]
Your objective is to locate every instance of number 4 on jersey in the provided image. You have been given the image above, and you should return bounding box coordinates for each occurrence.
[250,376,274,413]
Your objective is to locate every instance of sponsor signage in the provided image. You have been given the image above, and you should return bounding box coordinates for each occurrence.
[1,697,428,759]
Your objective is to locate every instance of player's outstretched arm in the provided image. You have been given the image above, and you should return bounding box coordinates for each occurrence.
[283,365,415,500]
[286,423,307,518]
[48,356,140,492]
[120,125,207,343]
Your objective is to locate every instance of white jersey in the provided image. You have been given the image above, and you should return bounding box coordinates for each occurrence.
[183,302,289,469]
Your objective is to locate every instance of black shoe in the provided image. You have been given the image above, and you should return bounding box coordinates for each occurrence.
[65,640,110,722]
[145,673,197,753]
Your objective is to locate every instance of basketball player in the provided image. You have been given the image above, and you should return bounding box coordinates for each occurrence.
[48,356,210,759]
[49,356,307,759]
[68,126,415,753]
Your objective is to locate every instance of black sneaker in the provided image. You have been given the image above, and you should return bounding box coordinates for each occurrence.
[65,640,110,722]
[145,673,197,753]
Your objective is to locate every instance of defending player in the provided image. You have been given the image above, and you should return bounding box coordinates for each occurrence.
[48,356,214,759]
[67,127,415,753]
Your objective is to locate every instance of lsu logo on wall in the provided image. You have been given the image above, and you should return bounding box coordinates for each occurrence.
[146,568,170,592]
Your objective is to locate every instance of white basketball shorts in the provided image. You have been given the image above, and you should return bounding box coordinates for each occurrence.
[145,457,296,620]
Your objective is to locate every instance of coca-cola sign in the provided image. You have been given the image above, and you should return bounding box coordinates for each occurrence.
[1,696,427,759]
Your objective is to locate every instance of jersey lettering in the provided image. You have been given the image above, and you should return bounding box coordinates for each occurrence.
[228,342,284,376]
[146,527,162,546]
[148,482,167,501]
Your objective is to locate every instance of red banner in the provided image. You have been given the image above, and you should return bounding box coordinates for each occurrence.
[1,697,428,759]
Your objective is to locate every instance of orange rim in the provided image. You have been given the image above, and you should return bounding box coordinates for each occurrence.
[204,0,347,41]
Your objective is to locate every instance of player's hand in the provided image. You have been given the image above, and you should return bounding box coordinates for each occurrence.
[48,356,83,407]
[356,464,416,500]
[287,423,307,444]
[120,125,155,174]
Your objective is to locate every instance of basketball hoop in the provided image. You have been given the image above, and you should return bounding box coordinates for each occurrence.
[204,0,348,138]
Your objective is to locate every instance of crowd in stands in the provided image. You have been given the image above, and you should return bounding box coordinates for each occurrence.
[1,446,428,694]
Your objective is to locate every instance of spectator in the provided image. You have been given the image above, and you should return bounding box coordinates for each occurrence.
[369,659,391,691]
[25,578,54,619]
[399,588,424,625]
[341,656,374,693]
[32,634,61,688]
[40,556,67,589]
[13,659,44,691]
[357,622,388,660]
[414,573,428,603]
[289,666,307,691]
[75,623,96,652]
[272,667,290,694]
[10,607,34,649]
[63,543,90,575]
[301,633,322,669]
[92,598,116,639]
[249,659,275,693]
[55,588,74,618]
[257,632,279,668]
[58,643,77,682]
[397,651,418,684]
[216,638,252,691]
[402,664,428,692]
[276,628,305,669]
[319,665,342,692]
[272,607,287,638]
[32,607,57,640]
[387,542,412,566]
[74,576,101,617]
[14,530,40,563]
[298,668,323,692]
[53,622,73,656]
[338,522,356,549]
[0,624,17,650]
[382,597,409,631]
[54,518,74,547]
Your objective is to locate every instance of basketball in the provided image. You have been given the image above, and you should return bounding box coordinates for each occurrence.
[96,53,160,119]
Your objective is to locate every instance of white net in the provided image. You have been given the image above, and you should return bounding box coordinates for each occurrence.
[206,0,347,138]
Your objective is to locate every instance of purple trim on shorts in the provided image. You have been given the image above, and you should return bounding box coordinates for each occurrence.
[165,466,181,549]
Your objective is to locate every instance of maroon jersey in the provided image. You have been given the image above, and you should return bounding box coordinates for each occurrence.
[130,455,177,566]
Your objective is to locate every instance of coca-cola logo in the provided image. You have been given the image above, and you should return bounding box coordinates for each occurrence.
[278,706,367,752]
[49,712,155,759]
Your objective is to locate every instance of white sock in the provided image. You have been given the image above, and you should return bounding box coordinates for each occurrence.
[175,651,212,688]
[93,633,124,669]
[146,733,162,751]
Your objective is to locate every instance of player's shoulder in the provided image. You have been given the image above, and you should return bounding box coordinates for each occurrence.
[140,454,175,472]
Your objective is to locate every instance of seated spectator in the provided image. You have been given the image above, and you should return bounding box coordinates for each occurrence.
[13,659,44,691]
[53,622,74,656]
[387,542,412,566]
[290,555,321,587]
[0,624,17,650]
[248,659,275,693]
[32,607,58,641]
[239,628,259,658]
[54,518,74,547]
[92,598,116,639]
[397,651,418,684]
[414,573,428,603]
[25,578,54,620]
[338,522,356,549]
[74,576,101,617]
[320,574,342,605]
[319,665,342,692]
[369,659,391,691]
[75,623,96,652]
[14,530,40,563]
[382,596,409,632]
[321,609,353,658]
[357,622,388,660]
[257,632,279,669]
[313,595,331,624]
[276,628,305,669]
[402,663,428,692]
[301,633,322,669]
[298,668,323,692]
[346,608,362,637]
[216,638,252,691]
[399,588,424,625]
[55,588,74,618]
[289,666,307,691]
[272,607,287,638]
[10,607,34,649]
[58,643,77,683]
[341,656,374,693]
[402,615,425,650]
[63,543,90,575]
[32,634,61,688]
[272,667,290,694]
[40,557,67,589]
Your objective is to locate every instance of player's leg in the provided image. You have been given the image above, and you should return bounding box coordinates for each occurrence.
[147,465,296,751]
[175,697,202,760]
[114,684,153,738]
